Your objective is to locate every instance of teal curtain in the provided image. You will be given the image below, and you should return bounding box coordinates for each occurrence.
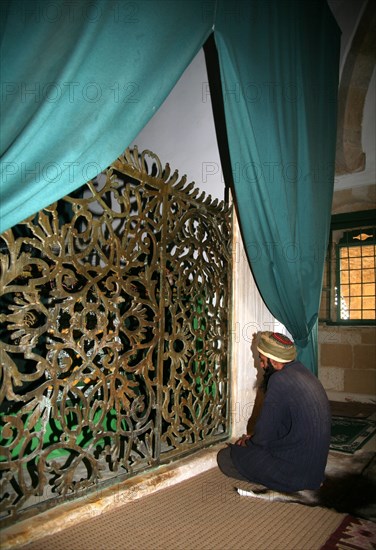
[0,0,215,233]
[0,0,340,373]
[215,0,340,372]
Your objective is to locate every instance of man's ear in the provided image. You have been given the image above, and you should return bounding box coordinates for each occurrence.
[270,359,284,370]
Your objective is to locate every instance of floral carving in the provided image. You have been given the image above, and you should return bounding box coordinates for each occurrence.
[0,147,231,525]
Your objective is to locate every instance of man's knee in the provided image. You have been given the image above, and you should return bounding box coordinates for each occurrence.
[217,446,232,473]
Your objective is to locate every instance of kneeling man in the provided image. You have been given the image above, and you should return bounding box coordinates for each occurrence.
[217,331,331,492]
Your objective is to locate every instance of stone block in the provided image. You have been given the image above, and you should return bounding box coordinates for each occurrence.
[340,330,362,345]
[318,327,341,344]
[353,344,376,370]
[320,343,353,368]
[361,329,376,345]
[344,369,376,395]
[318,367,344,392]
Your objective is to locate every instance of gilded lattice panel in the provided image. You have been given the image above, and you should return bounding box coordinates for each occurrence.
[0,148,232,524]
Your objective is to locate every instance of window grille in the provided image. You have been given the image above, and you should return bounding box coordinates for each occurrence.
[319,210,376,324]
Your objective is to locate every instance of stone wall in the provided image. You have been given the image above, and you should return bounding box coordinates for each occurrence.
[318,182,376,402]
[318,325,376,401]
[331,183,376,214]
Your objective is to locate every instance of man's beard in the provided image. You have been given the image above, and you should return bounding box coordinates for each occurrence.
[260,359,277,392]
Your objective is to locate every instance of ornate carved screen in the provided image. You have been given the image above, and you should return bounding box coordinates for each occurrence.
[0,148,232,525]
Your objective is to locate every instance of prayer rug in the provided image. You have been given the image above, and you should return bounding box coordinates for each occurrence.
[330,415,376,454]
[320,515,376,550]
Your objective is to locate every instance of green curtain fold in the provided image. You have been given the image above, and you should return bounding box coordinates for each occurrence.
[215,0,340,372]
[0,0,340,373]
[0,0,215,233]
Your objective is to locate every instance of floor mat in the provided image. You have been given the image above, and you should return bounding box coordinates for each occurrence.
[16,468,345,550]
[320,515,376,549]
[330,416,376,454]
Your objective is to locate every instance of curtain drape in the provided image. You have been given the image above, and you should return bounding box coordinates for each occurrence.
[215,0,340,372]
[0,0,340,373]
[0,0,215,233]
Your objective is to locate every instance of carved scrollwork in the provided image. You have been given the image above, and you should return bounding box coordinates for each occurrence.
[0,147,232,525]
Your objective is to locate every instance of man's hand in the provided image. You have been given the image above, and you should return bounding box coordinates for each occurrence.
[235,434,252,446]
